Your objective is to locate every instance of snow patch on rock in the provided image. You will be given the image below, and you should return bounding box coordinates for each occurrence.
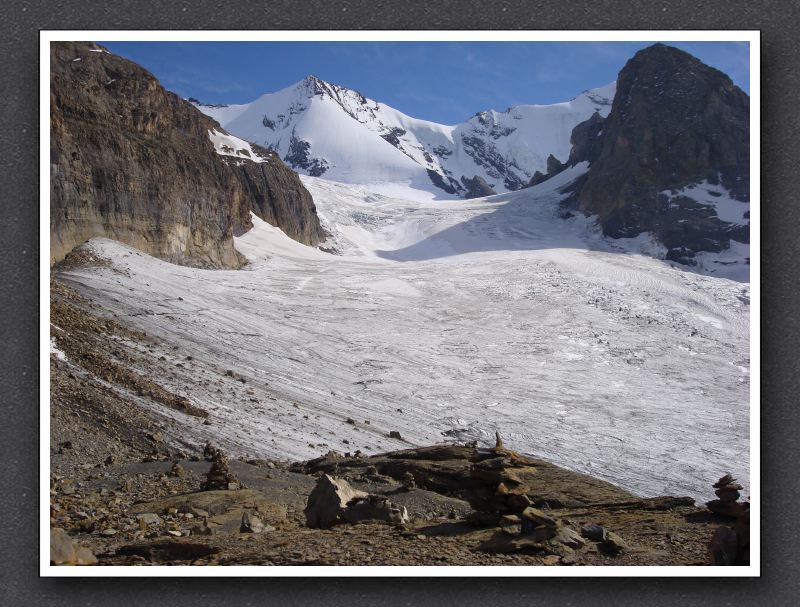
[660,180,749,225]
[50,336,67,361]
[208,129,269,163]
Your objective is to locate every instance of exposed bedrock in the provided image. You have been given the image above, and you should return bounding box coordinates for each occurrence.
[50,42,324,268]
[572,44,750,260]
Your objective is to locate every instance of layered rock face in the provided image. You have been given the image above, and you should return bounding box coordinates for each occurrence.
[527,113,605,187]
[573,44,750,261]
[50,42,324,268]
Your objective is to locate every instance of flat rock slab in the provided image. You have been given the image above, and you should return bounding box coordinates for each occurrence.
[99,459,316,509]
[116,541,220,562]
[50,528,98,565]
[131,489,288,533]
[297,445,638,507]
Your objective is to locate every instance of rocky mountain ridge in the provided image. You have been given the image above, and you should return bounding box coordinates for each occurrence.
[50,42,324,268]
[521,44,749,264]
[194,76,616,201]
[569,44,750,263]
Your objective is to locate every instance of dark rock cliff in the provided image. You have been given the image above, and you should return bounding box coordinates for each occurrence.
[572,44,749,260]
[528,114,605,187]
[50,42,324,268]
[566,112,606,167]
[460,175,496,198]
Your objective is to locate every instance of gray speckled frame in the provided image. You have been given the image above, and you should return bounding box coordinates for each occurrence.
[3,0,796,604]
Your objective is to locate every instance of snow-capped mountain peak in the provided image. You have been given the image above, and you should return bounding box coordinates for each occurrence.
[194,78,616,201]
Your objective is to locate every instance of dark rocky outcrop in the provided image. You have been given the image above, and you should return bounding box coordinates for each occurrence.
[460,135,529,192]
[460,175,496,198]
[284,130,329,177]
[528,114,605,188]
[380,126,407,148]
[566,111,606,166]
[50,42,324,268]
[426,169,462,196]
[528,154,567,187]
[571,44,749,260]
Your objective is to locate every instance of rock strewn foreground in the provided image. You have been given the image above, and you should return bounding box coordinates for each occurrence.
[49,278,746,567]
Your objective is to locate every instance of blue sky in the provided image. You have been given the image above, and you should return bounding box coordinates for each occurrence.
[100,41,750,125]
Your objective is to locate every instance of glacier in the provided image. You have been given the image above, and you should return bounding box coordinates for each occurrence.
[58,171,750,502]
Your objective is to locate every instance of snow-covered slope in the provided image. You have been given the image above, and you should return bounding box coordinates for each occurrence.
[194,76,615,201]
[59,172,749,501]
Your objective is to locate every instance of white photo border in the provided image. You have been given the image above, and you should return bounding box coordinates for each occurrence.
[40,29,760,578]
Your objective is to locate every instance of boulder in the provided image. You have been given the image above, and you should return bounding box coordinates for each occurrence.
[136,512,161,526]
[598,531,628,554]
[524,524,557,542]
[521,507,558,530]
[477,530,546,555]
[304,474,411,528]
[50,528,97,565]
[581,524,608,542]
[304,474,368,529]
[552,526,586,550]
[340,495,409,525]
[460,175,496,199]
[240,511,269,534]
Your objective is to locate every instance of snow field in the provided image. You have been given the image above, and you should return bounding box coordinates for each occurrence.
[59,173,749,502]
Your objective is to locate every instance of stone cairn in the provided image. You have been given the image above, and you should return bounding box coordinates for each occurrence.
[201,448,241,491]
[469,434,624,557]
[706,473,747,518]
[707,473,750,565]
[464,436,535,519]
[203,442,218,461]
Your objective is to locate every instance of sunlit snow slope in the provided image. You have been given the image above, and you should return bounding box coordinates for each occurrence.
[60,170,749,502]
[194,76,615,201]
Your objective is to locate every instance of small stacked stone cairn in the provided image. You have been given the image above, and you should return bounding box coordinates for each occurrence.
[358,465,390,484]
[707,473,750,565]
[401,471,416,490]
[201,450,241,491]
[706,474,747,518]
[203,442,219,461]
[464,435,536,519]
